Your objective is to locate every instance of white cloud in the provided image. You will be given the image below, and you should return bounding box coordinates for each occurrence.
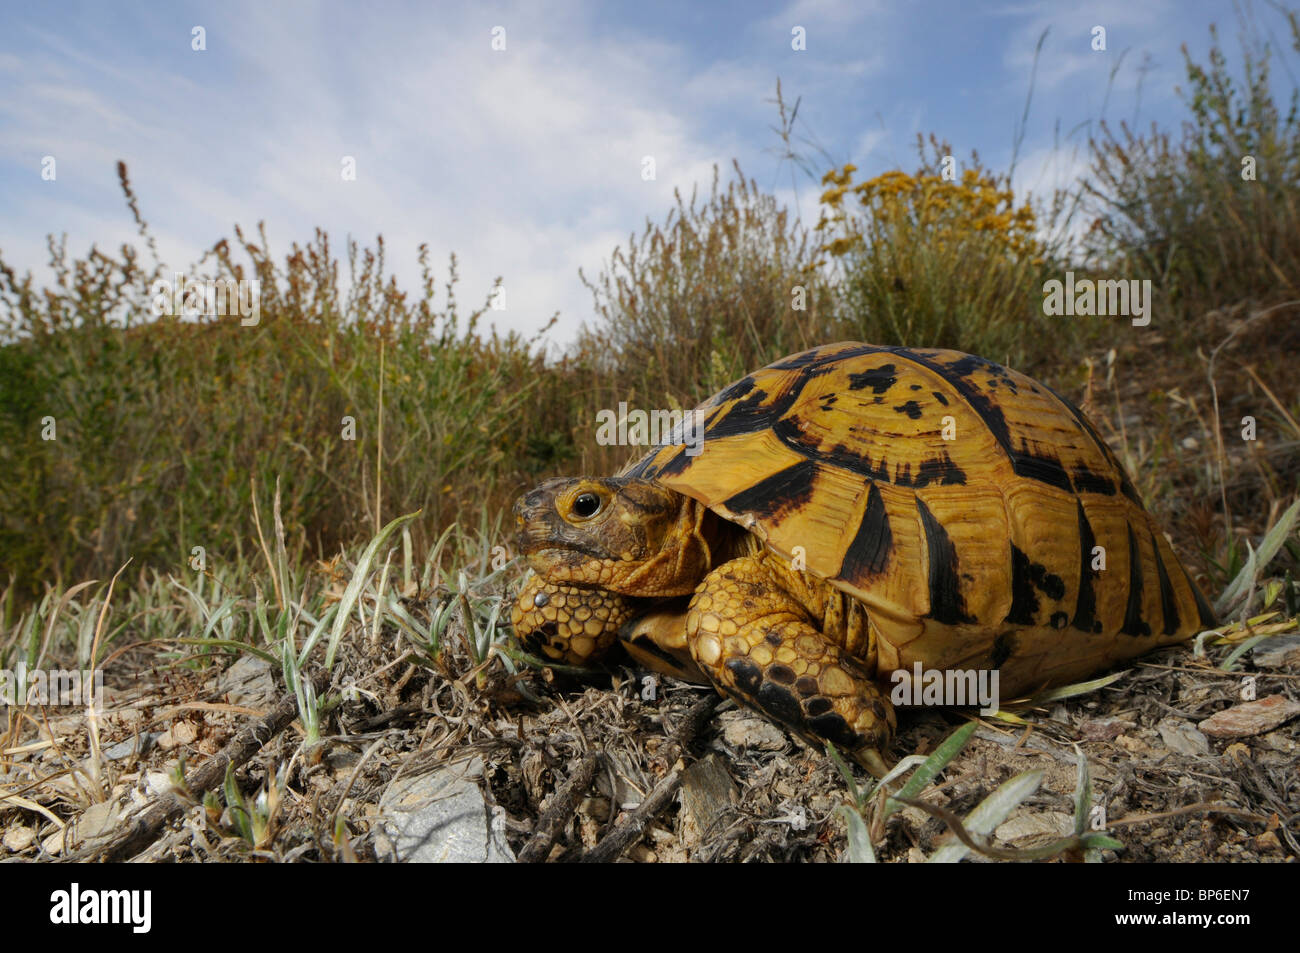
[0,1,766,347]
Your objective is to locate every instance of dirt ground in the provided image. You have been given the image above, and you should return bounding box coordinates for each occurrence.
[3,598,1296,863]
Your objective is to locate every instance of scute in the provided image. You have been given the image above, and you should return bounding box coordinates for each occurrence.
[623,342,1212,693]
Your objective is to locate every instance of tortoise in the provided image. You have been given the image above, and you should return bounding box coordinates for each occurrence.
[511,342,1216,774]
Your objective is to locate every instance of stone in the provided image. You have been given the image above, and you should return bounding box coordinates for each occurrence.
[720,710,787,752]
[1156,718,1210,756]
[1199,695,1300,738]
[102,732,159,761]
[680,754,738,849]
[2,826,35,852]
[216,654,277,709]
[1252,634,1300,669]
[373,758,514,863]
[69,798,121,846]
[156,720,198,751]
[995,811,1073,847]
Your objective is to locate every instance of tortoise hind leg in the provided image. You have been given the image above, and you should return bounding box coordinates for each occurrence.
[685,556,895,776]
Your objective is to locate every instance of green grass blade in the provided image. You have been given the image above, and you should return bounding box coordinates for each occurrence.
[884,721,976,820]
[928,769,1043,863]
[325,511,420,670]
[836,805,876,863]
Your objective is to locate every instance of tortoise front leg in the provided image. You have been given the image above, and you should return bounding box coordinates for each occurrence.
[686,556,895,776]
[510,575,632,665]
[512,576,705,681]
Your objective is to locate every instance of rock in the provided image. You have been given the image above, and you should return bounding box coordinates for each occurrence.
[1156,718,1210,756]
[144,772,173,797]
[374,758,513,863]
[1080,717,1129,741]
[995,811,1074,847]
[1115,734,1154,755]
[69,798,122,846]
[41,830,66,857]
[1223,742,1251,765]
[156,720,198,751]
[1253,830,1282,853]
[1259,730,1299,755]
[1199,695,1300,738]
[2,826,35,852]
[680,754,738,848]
[1251,634,1300,669]
[720,711,787,752]
[215,654,277,709]
[102,732,160,761]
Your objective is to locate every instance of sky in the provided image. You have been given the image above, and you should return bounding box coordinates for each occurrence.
[0,0,1289,347]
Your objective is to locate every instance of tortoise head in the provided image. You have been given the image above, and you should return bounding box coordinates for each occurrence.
[513,476,712,597]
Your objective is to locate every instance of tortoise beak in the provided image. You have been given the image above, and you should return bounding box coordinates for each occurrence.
[513,483,561,557]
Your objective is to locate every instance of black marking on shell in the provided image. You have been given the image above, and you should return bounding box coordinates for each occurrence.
[945,353,1007,378]
[1150,531,1181,636]
[771,343,879,371]
[770,418,888,480]
[894,400,923,419]
[769,349,830,370]
[1183,563,1218,630]
[1120,524,1152,636]
[656,445,694,478]
[1050,611,1069,629]
[795,675,819,696]
[917,497,975,624]
[769,415,966,489]
[726,657,763,695]
[886,348,1079,495]
[1071,464,1116,495]
[1071,499,1103,634]
[991,632,1017,669]
[1011,438,1073,493]
[1006,545,1041,626]
[757,681,804,724]
[722,458,818,521]
[847,363,898,394]
[911,454,967,487]
[931,391,949,406]
[714,375,757,404]
[1039,380,1145,506]
[838,482,893,581]
[703,388,784,440]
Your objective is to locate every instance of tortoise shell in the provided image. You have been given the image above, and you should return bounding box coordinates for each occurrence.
[621,342,1215,695]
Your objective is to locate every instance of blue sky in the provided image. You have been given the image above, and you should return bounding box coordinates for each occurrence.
[0,1,1285,345]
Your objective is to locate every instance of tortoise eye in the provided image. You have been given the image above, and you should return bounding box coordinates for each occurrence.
[571,492,602,519]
